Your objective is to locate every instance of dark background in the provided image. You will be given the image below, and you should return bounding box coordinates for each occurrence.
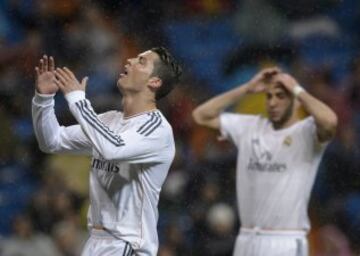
[0,0,359,255]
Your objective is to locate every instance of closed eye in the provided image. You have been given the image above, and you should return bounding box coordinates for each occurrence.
[139,56,146,65]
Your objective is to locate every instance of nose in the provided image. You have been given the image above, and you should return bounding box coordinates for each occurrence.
[268,97,277,108]
[126,58,134,65]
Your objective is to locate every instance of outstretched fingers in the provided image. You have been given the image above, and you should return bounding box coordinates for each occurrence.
[49,56,55,72]
[35,67,40,79]
[56,68,72,80]
[53,76,65,91]
[43,55,48,71]
[37,55,56,73]
[81,77,89,90]
[63,67,77,80]
[39,58,44,73]
[55,68,69,84]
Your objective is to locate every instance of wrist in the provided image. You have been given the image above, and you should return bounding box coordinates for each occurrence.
[292,84,305,98]
[33,90,55,106]
[65,90,86,105]
[243,83,252,94]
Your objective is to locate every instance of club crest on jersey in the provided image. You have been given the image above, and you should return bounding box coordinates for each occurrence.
[283,136,292,146]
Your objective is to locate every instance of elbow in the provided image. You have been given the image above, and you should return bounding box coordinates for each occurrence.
[192,108,219,129]
[192,108,205,125]
[327,113,338,135]
[39,144,55,154]
[322,113,338,139]
[38,141,60,154]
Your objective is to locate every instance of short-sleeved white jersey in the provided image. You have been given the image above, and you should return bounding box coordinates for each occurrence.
[32,91,175,256]
[220,113,327,231]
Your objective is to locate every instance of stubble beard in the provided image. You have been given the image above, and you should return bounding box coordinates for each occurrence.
[271,100,294,129]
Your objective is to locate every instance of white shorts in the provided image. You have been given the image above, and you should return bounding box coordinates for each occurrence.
[81,229,134,256]
[233,228,308,256]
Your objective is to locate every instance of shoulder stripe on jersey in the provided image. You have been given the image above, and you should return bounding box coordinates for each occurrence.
[80,100,124,145]
[137,112,161,135]
[76,102,123,146]
[136,112,156,133]
[76,101,125,147]
[82,100,125,145]
[138,114,159,134]
[80,101,125,146]
[143,113,162,136]
[83,101,124,143]
[137,113,158,134]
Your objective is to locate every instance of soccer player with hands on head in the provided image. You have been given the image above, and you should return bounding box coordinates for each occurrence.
[193,67,337,256]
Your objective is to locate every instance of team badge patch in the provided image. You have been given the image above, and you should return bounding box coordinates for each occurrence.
[283,136,292,146]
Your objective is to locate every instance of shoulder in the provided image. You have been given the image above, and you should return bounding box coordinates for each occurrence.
[135,110,173,138]
[287,117,318,142]
[294,116,316,131]
[220,112,262,126]
[134,111,175,151]
[98,110,122,122]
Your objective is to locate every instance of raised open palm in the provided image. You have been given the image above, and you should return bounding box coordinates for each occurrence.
[35,55,58,94]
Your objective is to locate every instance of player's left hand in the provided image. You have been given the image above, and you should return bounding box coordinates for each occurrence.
[54,67,88,95]
[273,73,299,93]
[246,67,281,94]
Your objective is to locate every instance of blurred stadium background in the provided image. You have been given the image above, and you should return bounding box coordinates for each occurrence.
[0,0,359,255]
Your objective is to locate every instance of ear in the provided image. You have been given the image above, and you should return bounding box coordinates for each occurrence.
[148,77,162,89]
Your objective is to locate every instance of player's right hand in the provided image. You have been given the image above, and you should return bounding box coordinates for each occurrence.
[245,67,281,94]
[35,55,59,94]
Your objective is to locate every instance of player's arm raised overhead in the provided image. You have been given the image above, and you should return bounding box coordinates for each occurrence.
[54,67,171,163]
[32,55,92,155]
[192,67,280,129]
[274,73,338,143]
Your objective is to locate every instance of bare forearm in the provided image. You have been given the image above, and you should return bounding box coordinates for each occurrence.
[297,91,338,140]
[193,67,280,129]
[192,84,249,125]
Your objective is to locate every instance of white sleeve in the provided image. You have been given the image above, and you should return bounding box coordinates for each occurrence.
[219,112,258,146]
[301,116,329,152]
[65,91,171,163]
[32,92,92,155]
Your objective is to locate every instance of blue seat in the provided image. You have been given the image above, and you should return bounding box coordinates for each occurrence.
[297,34,356,84]
[164,17,242,90]
[0,181,37,235]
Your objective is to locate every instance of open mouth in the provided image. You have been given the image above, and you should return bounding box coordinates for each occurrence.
[120,67,129,77]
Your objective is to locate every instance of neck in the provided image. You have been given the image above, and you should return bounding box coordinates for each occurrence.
[121,93,157,118]
[272,112,299,130]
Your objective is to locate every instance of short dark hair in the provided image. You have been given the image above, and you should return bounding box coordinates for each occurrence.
[151,47,182,100]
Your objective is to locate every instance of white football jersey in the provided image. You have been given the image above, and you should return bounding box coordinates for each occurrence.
[32,91,175,256]
[220,113,327,231]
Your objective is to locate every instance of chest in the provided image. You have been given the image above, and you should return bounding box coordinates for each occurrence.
[243,131,301,162]
[90,118,139,187]
[91,158,138,189]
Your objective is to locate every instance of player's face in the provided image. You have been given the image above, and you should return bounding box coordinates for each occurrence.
[266,83,294,127]
[117,50,159,92]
